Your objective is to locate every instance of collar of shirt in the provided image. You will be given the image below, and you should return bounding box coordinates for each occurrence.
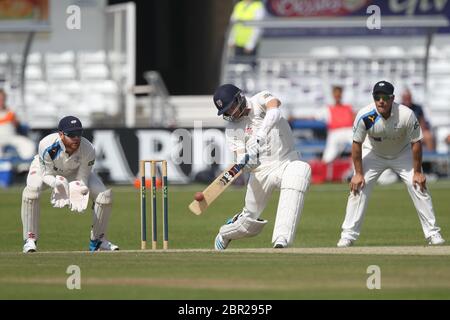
[57,137,67,153]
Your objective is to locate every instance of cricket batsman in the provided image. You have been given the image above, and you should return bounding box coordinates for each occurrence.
[337,81,445,247]
[21,116,119,253]
[212,84,311,250]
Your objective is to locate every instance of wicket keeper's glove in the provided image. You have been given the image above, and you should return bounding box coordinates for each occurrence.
[51,175,70,208]
[69,181,90,213]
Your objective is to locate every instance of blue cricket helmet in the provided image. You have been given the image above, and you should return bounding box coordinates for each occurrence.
[213,84,244,116]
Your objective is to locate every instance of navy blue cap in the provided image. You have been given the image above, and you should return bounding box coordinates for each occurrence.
[373,81,394,95]
[213,84,243,116]
[58,116,83,133]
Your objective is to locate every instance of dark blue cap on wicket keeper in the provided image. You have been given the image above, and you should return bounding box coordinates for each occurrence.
[58,116,83,133]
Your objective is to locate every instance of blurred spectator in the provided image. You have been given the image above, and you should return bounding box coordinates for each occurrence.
[0,89,35,160]
[401,89,435,151]
[228,0,265,63]
[314,85,354,164]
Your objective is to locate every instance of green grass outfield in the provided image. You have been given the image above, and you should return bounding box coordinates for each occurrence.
[1,181,450,299]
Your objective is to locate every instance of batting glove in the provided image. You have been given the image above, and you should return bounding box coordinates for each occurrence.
[246,135,266,164]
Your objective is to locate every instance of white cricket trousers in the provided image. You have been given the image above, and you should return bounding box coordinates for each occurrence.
[243,156,311,245]
[341,147,441,241]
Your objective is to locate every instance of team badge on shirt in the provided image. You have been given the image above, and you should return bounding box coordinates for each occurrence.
[362,110,379,130]
[48,145,61,160]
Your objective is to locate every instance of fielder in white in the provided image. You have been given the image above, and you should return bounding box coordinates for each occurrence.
[21,116,119,253]
[213,84,311,250]
[337,81,445,247]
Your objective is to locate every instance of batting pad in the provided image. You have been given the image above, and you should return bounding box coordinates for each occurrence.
[272,161,311,245]
[21,186,40,241]
[280,161,311,192]
[220,213,268,240]
[92,189,113,240]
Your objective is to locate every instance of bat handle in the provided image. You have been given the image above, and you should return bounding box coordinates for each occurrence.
[236,153,250,171]
[239,153,250,165]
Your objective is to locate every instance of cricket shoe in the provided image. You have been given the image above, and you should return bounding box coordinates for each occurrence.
[273,237,287,249]
[89,239,120,252]
[428,233,445,245]
[214,233,231,251]
[23,238,37,253]
[337,238,353,248]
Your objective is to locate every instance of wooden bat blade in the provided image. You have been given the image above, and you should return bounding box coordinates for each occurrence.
[188,160,246,215]
[188,200,207,215]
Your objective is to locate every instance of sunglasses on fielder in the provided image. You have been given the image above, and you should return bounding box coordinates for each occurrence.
[63,130,83,138]
[373,94,393,102]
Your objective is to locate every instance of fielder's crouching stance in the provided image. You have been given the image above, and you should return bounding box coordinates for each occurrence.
[337,81,444,247]
[213,84,311,250]
[21,116,119,253]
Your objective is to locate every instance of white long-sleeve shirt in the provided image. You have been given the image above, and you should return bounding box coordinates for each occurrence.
[37,133,95,187]
[225,91,299,171]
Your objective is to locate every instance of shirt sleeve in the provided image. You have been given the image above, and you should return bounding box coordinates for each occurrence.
[75,145,95,186]
[352,112,367,143]
[38,140,58,188]
[256,91,278,110]
[407,112,423,143]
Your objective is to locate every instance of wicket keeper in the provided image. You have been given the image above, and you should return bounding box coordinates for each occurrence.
[21,116,119,253]
[337,81,444,247]
[212,84,311,250]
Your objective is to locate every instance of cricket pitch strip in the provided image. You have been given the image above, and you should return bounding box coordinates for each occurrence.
[3,246,450,256]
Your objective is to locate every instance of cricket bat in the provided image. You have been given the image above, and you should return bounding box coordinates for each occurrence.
[188,154,249,215]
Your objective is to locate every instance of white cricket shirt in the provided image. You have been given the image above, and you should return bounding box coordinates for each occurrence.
[353,102,422,159]
[37,133,96,187]
[225,90,299,170]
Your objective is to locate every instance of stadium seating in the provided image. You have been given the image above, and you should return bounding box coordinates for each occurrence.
[0,42,449,132]
[221,43,450,170]
[0,50,126,128]
[223,44,450,127]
